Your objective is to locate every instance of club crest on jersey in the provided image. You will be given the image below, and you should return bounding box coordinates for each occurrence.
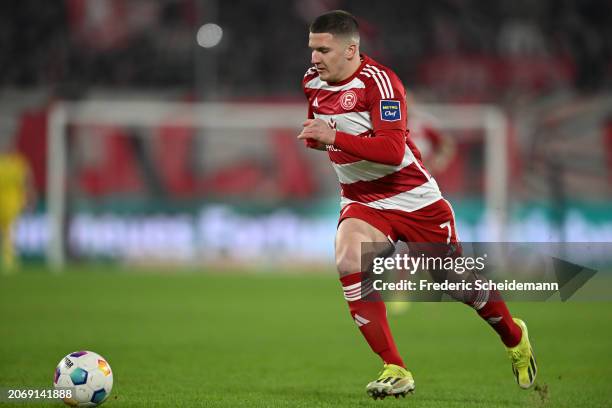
[340,90,357,110]
[380,100,401,121]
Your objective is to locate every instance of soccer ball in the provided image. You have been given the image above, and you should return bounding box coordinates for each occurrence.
[53,351,113,407]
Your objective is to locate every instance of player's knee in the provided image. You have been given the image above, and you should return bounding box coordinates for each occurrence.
[335,248,362,277]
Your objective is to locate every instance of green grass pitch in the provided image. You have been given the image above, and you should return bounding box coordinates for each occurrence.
[1,265,611,407]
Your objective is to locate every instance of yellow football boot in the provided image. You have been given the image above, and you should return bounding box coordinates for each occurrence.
[366,363,415,400]
[507,318,537,389]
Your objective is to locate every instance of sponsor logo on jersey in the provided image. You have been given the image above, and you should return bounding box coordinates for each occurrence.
[340,90,358,110]
[380,100,401,121]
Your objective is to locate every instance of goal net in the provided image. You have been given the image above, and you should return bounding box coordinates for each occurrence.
[45,101,508,270]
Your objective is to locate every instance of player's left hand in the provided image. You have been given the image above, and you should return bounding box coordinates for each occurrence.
[297,119,336,145]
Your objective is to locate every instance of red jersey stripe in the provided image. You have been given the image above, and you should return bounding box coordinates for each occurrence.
[328,149,363,165]
[340,163,429,203]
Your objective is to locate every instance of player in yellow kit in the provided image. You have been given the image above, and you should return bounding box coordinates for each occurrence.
[0,145,33,273]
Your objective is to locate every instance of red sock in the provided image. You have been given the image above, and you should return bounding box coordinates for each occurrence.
[341,272,405,367]
[469,289,522,347]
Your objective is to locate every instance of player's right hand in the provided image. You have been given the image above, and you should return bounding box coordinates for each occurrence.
[298,119,333,150]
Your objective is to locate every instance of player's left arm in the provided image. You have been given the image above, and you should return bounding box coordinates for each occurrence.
[298,70,408,166]
[335,71,408,165]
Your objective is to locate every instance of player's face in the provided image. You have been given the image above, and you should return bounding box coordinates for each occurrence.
[309,32,352,83]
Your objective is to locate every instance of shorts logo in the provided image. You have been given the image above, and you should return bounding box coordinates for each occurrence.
[380,100,401,121]
[340,90,357,110]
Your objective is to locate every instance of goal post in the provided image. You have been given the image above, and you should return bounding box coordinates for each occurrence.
[46,101,508,270]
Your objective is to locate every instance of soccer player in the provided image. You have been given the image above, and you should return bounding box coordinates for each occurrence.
[0,143,33,273]
[297,10,537,399]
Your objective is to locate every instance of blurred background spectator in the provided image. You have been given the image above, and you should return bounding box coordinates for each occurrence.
[0,0,610,95]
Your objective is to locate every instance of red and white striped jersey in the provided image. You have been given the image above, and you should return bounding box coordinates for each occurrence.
[302,54,442,212]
